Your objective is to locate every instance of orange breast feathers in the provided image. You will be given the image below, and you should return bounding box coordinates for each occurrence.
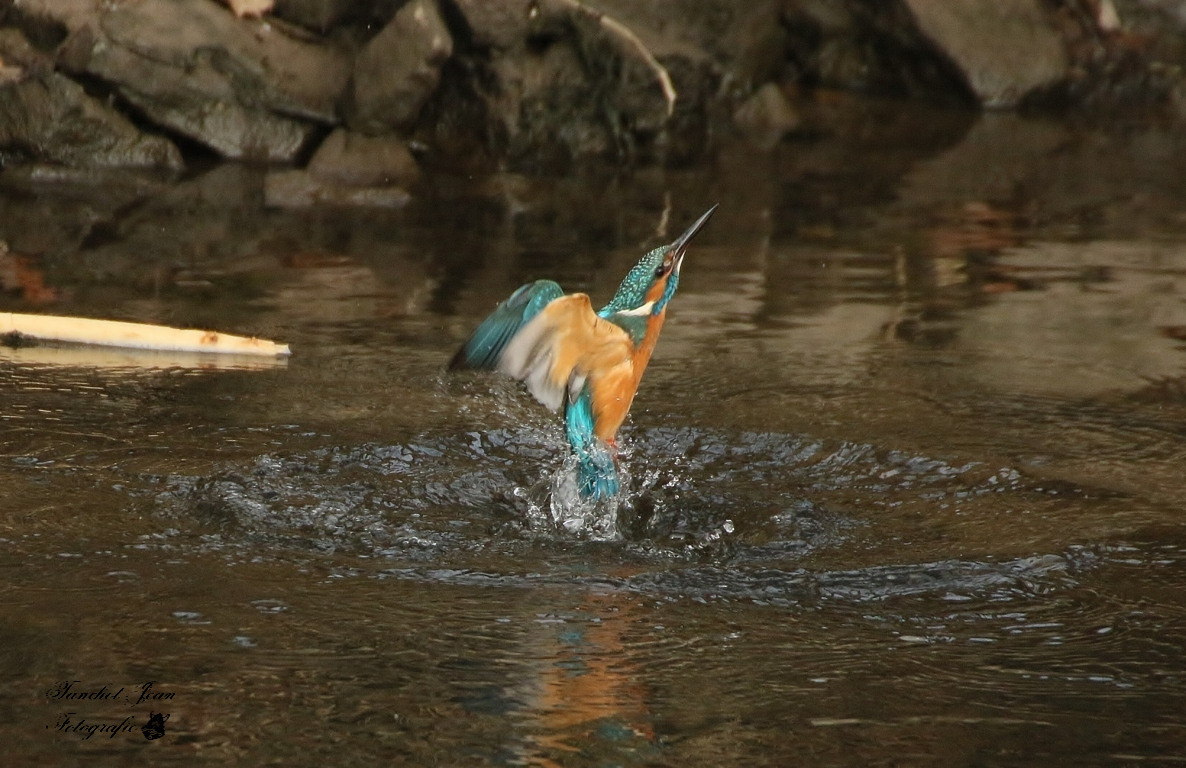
[501,294,668,442]
[551,295,669,442]
[541,296,639,441]
[617,277,672,397]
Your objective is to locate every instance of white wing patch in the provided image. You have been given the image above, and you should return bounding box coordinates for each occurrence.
[495,293,635,423]
[498,312,566,412]
[566,372,587,405]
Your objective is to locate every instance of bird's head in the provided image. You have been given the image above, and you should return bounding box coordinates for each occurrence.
[603,205,717,317]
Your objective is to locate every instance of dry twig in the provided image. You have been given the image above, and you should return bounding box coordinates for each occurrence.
[550,0,677,117]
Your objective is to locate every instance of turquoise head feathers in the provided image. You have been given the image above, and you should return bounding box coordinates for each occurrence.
[601,244,677,315]
[600,204,718,318]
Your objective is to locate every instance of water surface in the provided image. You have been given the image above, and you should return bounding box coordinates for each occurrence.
[2,109,1186,765]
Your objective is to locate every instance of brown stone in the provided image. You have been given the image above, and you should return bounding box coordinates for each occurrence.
[902,0,1069,108]
[5,0,104,35]
[307,129,420,187]
[265,170,412,207]
[0,71,183,169]
[733,83,801,150]
[719,1,789,97]
[450,0,533,50]
[0,28,52,79]
[447,0,700,166]
[350,0,453,133]
[0,61,22,86]
[272,0,369,33]
[58,0,349,160]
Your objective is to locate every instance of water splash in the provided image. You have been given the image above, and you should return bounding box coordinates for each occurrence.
[513,453,625,541]
[147,422,1090,566]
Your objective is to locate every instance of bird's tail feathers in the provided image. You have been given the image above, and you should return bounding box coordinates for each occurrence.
[565,385,620,500]
[575,441,619,500]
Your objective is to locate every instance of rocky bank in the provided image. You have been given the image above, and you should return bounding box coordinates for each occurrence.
[1,0,1185,182]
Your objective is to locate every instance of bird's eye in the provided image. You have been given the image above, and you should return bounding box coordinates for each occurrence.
[654,264,668,278]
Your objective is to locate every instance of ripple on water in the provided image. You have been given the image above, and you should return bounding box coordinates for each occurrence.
[143,424,1123,609]
[152,426,996,546]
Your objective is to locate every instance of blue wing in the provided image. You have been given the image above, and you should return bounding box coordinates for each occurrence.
[449,280,565,371]
[452,281,627,500]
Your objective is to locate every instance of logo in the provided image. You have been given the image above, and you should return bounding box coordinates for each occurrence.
[142,712,169,741]
[44,681,176,741]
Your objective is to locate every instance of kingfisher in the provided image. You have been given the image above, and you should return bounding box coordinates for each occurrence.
[449,205,717,500]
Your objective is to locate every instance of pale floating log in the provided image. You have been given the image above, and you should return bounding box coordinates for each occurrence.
[0,344,288,371]
[0,312,291,357]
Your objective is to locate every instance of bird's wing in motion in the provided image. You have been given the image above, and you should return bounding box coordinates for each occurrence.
[449,280,565,372]
[451,285,639,500]
[499,294,636,423]
[503,293,636,499]
[451,283,636,422]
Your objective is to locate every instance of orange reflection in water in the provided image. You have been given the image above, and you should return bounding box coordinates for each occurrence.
[519,589,654,767]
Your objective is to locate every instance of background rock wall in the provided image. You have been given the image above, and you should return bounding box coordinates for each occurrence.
[1,0,1185,179]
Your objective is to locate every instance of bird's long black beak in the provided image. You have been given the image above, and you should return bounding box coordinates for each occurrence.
[671,204,717,271]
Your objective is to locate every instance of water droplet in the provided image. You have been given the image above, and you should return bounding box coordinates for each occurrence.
[251,599,288,614]
[172,611,210,625]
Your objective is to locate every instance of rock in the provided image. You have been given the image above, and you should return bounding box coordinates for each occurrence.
[0,60,22,86]
[446,0,712,167]
[478,38,620,164]
[0,28,52,78]
[450,0,531,50]
[902,0,1069,108]
[0,71,183,169]
[785,0,855,36]
[442,0,869,167]
[264,170,412,207]
[733,83,800,149]
[6,0,102,37]
[717,1,789,98]
[272,0,368,33]
[781,0,971,100]
[307,129,420,186]
[1097,0,1122,33]
[350,0,453,133]
[58,0,350,161]
[1171,76,1186,122]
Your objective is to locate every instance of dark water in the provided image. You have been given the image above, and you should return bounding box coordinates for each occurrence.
[2,108,1186,765]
